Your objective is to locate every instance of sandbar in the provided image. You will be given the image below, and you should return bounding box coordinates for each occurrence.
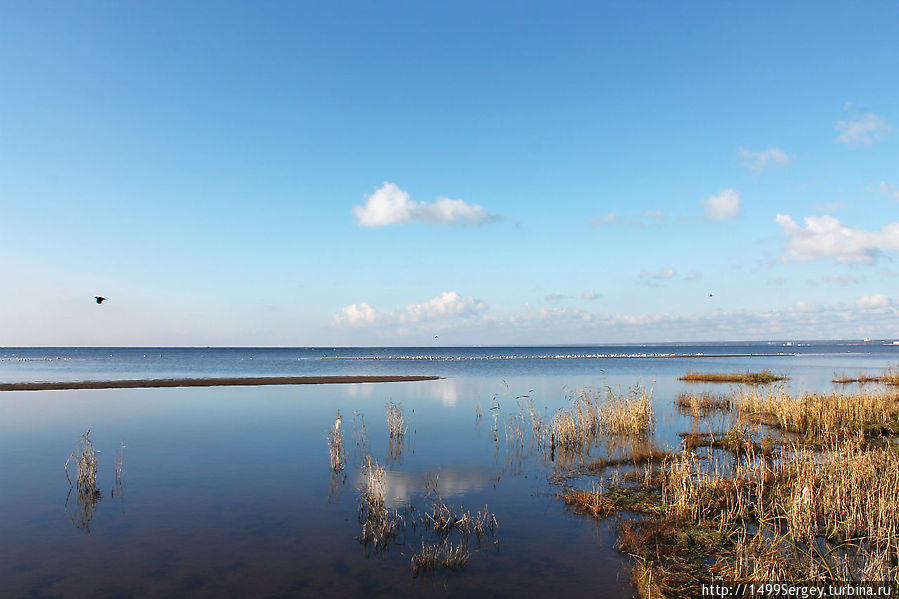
[0,375,441,391]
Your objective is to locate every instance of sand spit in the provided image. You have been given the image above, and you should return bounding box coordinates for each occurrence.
[0,375,440,391]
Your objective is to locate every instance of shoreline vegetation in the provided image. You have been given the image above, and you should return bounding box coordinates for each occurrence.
[678,370,788,384]
[0,375,440,391]
[546,376,899,596]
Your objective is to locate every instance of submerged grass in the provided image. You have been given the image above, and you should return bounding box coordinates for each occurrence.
[678,370,787,384]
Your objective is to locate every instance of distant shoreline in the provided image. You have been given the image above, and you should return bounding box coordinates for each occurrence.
[322,353,797,361]
[0,375,441,391]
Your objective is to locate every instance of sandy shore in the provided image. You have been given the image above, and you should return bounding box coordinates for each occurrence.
[0,375,440,391]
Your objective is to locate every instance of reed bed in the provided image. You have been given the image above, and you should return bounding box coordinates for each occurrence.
[551,386,654,451]
[678,370,787,384]
[553,384,899,596]
[733,388,899,441]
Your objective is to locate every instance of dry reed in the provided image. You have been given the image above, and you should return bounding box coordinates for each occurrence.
[385,400,407,438]
[679,370,787,384]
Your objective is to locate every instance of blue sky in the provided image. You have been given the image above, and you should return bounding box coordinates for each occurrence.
[1,1,897,346]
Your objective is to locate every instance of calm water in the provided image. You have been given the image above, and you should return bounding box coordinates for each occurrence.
[1,343,897,598]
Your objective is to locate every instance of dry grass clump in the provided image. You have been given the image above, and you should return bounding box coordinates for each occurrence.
[675,391,733,416]
[561,483,662,518]
[64,429,102,531]
[410,539,471,574]
[679,370,787,384]
[328,410,346,472]
[385,400,407,438]
[357,457,406,550]
[551,386,654,451]
[423,502,498,540]
[833,368,899,385]
[734,388,899,441]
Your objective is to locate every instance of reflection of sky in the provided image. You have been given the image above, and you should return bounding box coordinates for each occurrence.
[2,350,898,597]
[355,468,495,508]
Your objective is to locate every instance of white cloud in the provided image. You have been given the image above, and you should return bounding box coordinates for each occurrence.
[335,302,376,326]
[704,189,741,220]
[353,182,495,227]
[398,291,487,322]
[590,212,618,226]
[775,214,899,264]
[644,210,667,222]
[581,290,600,300]
[836,113,892,145]
[684,271,703,281]
[335,291,488,328]
[737,147,792,171]
[856,294,891,309]
[640,268,676,280]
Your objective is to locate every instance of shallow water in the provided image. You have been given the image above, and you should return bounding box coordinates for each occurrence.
[1,344,897,597]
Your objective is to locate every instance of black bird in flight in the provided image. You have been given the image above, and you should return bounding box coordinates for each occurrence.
[708,293,713,298]
[95,296,106,304]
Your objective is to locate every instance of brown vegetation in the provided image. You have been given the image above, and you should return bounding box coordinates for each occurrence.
[678,370,787,384]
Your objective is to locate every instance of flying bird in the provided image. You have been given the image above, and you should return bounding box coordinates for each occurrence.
[434,335,439,339]
[708,293,713,298]
[94,296,106,304]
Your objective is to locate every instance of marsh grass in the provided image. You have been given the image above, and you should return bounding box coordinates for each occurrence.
[64,429,102,532]
[734,388,899,441]
[386,400,407,438]
[833,369,899,385]
[410,539,471,574]
[328,411,346,472]
[551,386,654,453]
[679,370,787,384]
[357,457,407,551]
[676,391,733,416]
[553,384,899,596]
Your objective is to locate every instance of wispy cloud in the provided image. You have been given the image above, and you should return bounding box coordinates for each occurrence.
[814,201,849,212]
[871,181,899,201]
[822,274,861,287]
[836,112,892,145]
[581,290,600,300]
[643,209,667,222]
[704,189,741,221]
[353,182,497,227]
[684,270,703,281]
[737,147,792,171]
[589,212,618,226]
[544,293,569,305]
[640,268,676,281]
[775,214,899,264]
